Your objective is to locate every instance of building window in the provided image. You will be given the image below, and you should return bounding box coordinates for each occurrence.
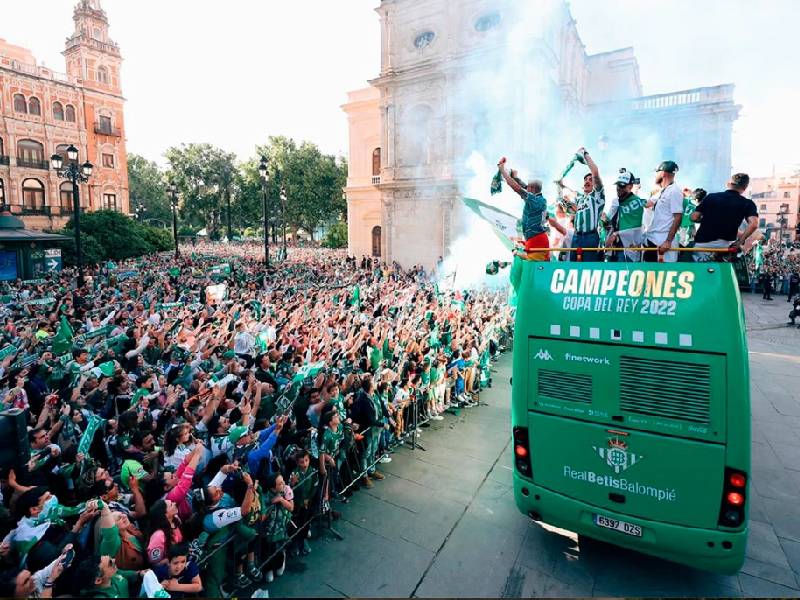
[17,139,45,167]
[760,204,767,211]
[372,148,381,177]
[0,179,5,208]
[414,31,436,49]
[0,137,3,156]
[103,193,117,210]
[102,153,114,168]
[13,94,27,113]
[97,66,109,84]
[759,218,766,228]
[22,179,45,210]
[371,226,382,257]
[475,11,502,32]
[53,102,65,121]
[784,191,791,198]
[28,97,41,116]
[60,182,74,212]
[65,105,76,122]
[98,115,113,133]
[93,28,102,40]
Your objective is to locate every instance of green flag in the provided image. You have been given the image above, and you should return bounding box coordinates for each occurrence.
[90,361,116,378]
[0,345,17,361]
[753,241,764,273]
[490,168,503,195]
[292,361,325,384]
[462,197,518,251]
[51,316,74,356]
[351,285,360,309]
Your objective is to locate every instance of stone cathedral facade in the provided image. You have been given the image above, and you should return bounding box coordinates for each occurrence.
[343,0,740,269]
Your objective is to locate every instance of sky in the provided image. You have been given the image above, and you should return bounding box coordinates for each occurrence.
[2,0,797,176]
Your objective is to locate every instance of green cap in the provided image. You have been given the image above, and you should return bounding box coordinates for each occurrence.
[229,425,249,444]
[120,459,147,490]
[655,160,679,174]
[222,350,236,360]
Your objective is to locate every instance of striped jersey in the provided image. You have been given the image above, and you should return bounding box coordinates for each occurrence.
[520,191,549,239]
[573,187,605,233]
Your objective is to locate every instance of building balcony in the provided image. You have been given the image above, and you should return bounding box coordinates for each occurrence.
[371,175,381,185]
[94,124,122,137]
[19,206,52,216]
[16,157,50,170]
[0,155,10,166]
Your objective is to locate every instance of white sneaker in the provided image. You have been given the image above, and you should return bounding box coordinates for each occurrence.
[379,455,392,463]
[432,415,444,421]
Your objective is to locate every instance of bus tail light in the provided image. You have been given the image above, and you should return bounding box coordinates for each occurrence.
[513,427,532,478]
[718,468,747,528]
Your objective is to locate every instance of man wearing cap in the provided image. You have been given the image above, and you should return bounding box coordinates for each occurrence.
[561,147,605,262]
[691,173,759,262]
[603,169,646,262]
[645,161,684,262]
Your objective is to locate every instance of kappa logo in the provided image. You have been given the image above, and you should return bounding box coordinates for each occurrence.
[593,436,642,474]
[534,349,553,361]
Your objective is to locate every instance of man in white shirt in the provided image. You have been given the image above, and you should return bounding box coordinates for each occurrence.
[645,161,683,263]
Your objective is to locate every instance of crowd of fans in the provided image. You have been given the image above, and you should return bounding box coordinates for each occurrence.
[0,244,513,597]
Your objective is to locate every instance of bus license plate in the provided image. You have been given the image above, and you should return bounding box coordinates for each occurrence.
[594,514,642,537]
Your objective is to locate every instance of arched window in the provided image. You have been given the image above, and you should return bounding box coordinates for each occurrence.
[372,148,381,177]
[13,94,27,113]
[53,102,65,121]
[22,179,45,210]
[17,139,45,167]
[0,179,5,208]
[371,226,382,257]
[28,97,41,116]
[97,66,108,84]
[65,105,76,122]
[59,182,75,212]
[0,137,4,156]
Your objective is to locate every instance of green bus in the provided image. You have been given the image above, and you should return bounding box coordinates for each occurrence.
[511,260,750,573]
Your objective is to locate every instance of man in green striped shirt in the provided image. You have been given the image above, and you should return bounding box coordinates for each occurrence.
[561,147,605,262]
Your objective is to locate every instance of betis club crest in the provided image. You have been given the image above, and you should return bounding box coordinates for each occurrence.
[593,436,642,474]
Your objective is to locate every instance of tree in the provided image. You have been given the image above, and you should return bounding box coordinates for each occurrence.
[164,144,238,238]
[241,137,347,241]
[59,210,173,264]
[127,153,171,226]
[322,220,348,248]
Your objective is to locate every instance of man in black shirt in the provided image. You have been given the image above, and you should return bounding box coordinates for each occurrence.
[690,173,758,261]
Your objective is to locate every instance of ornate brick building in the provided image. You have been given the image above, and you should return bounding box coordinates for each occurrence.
[0,0,128,231]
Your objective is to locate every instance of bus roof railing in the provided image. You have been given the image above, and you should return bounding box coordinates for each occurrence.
[519,246,738,262]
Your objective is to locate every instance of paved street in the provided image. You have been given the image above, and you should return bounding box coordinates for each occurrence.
[264,292,800,598]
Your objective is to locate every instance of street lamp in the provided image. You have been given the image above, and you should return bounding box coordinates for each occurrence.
[134,201,146,222]
[280,188,287,260]
[258,157,270,267]
[168,182,179,259]
[51,144,92,288]
[778,203,789,244]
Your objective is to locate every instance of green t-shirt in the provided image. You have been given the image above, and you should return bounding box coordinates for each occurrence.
[616,194,646,231]
[92,570,139,598]
[320,426,343,457]
[368,345,382,372]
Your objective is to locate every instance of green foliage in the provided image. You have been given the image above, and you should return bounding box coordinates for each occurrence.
[178,225,196,236]
[59,230,104,266]
[322,220,348,249]
[128,153,171,224]
[59,210,173,264]
[139,225,173,252]
[164,143,237,238]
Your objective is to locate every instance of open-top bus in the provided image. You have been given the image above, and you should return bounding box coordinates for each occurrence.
[511,257,750,573]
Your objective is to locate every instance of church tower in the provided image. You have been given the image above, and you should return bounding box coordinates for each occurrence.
[63,0,122,94]
[62,0,129,214]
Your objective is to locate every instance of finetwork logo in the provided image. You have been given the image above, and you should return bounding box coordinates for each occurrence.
[564,353,610,366]
[534,349,553,361]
